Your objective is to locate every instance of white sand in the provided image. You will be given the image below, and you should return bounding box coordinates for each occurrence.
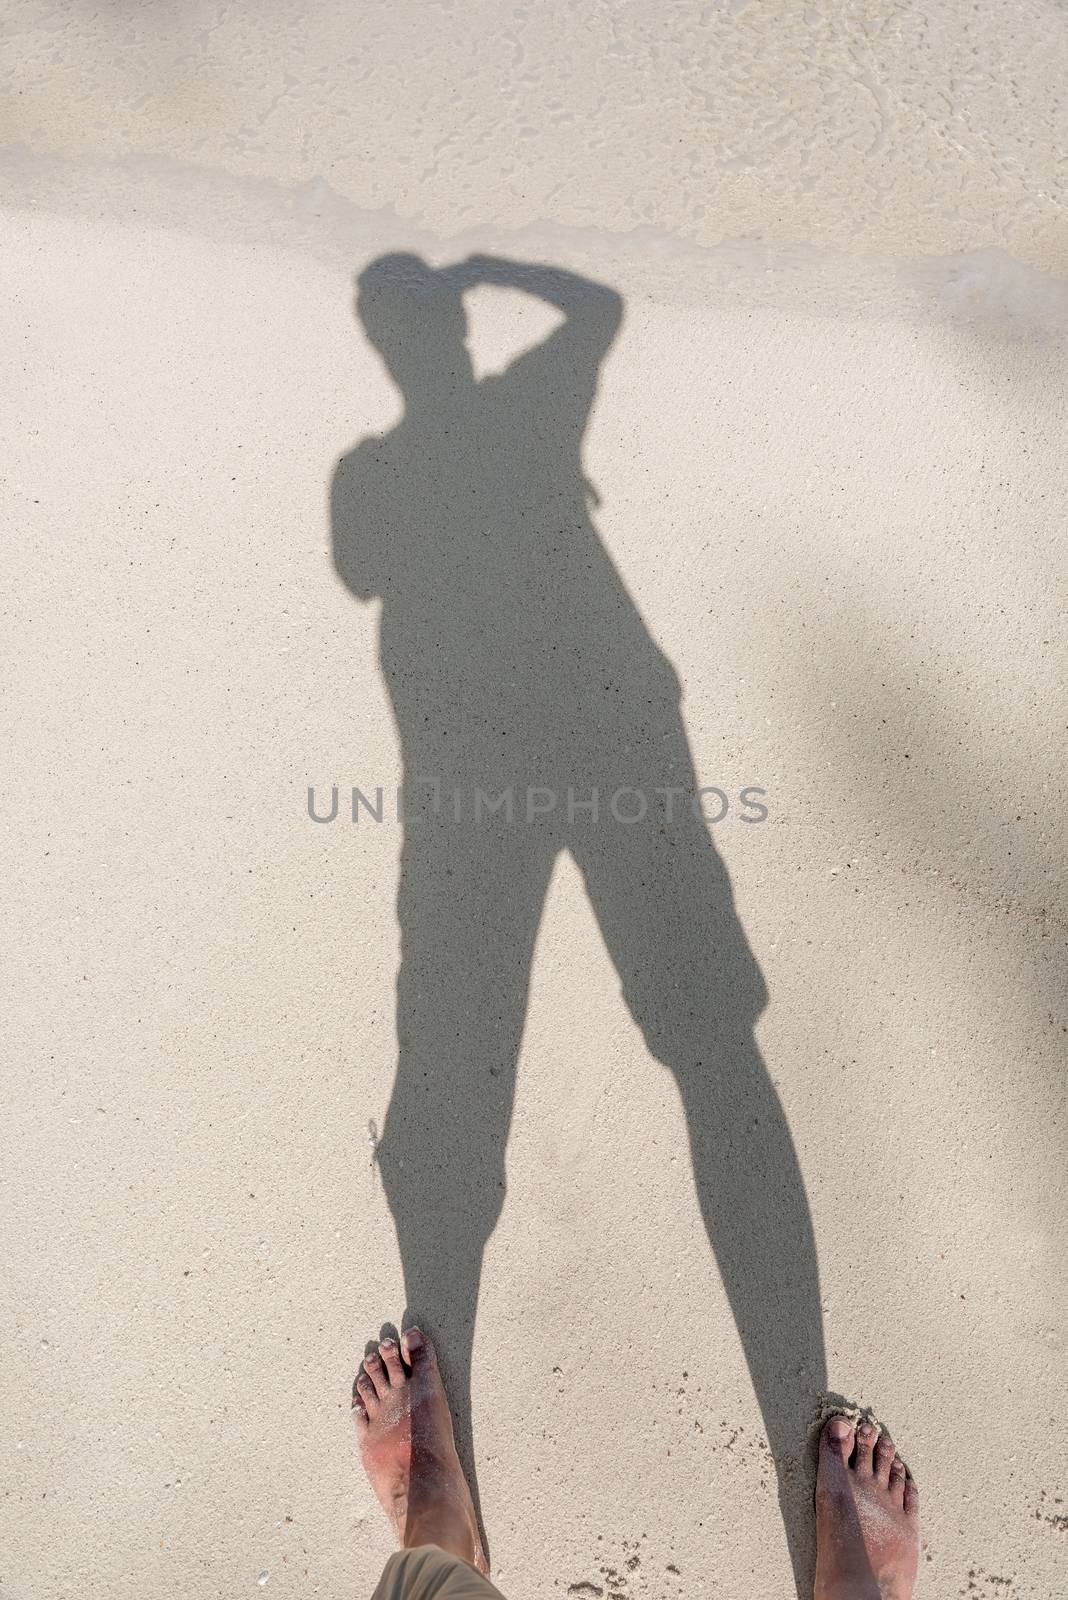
[2,6,1066,1600]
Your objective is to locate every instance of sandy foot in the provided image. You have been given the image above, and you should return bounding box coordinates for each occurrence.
[353,1327,487,1574]
[815,1414,919,1600]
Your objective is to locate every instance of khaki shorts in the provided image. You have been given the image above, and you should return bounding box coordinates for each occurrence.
[371,1545,507,1600]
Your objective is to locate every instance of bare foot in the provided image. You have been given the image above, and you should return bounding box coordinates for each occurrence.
[814,1415,919,1600]
[353,1328,487,1574]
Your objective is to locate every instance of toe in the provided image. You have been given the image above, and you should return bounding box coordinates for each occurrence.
[873,1429,896,1485]
[352,1395,369,1429]
[379,1338,406,1384]
[853,1421,878,1473]
[363,1352,389,1399]
[888,1457,907,1505]
[356,1373,378,1412]
[820,1414,856,1462]
[904,1474,920,1519]
[401,1326,434,1367]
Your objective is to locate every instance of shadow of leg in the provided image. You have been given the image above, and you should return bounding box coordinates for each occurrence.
[678,1026,825,1595]
[578,793,825,1597]
[377,1135,497,1550]
[377,818,554,1557]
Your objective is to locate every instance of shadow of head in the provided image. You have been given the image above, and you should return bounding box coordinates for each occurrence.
[356,252,471,399]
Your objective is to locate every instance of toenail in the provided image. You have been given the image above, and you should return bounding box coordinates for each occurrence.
[406,1328,424,1351]
[825,1416,852,1441]
[380,1339,395,1351]
[858,1424,876,1440]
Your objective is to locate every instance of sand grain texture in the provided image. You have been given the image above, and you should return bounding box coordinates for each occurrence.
[1,5,1066,1600]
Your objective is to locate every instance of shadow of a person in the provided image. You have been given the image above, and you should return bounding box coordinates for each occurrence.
[331,252,826,1590]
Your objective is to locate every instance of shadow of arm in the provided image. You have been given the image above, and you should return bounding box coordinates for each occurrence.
[449,254,623,368]
[448,256,623,453]
[330,445,379,601]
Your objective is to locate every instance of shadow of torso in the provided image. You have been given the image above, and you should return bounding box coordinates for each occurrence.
[333,315,682,799]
